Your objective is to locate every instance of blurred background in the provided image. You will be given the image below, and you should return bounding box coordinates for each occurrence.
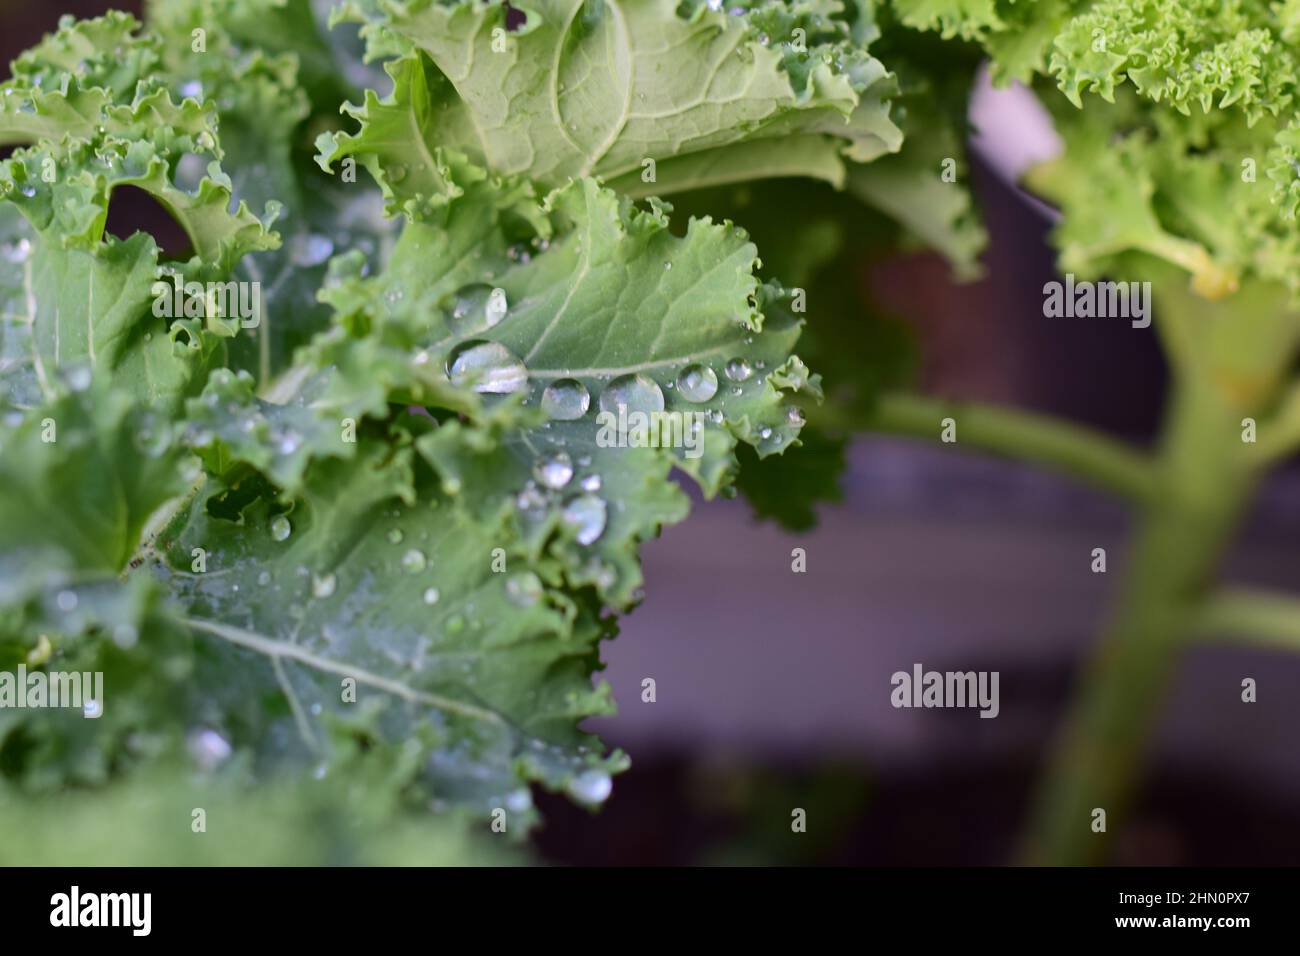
[7,0,1299,866]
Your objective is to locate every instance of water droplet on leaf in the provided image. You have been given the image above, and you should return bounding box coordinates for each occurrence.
[724,358,753,382]
[541,378,590,420]
[534,451,574,489]
[447,284,509,336]
[676,364,718,402]
[567,769,613,805]
[562,494,607,545]
[447,340,527,394]
[599,373,664,419]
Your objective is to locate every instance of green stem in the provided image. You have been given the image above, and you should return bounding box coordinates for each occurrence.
[1021,373,1258,864]
[825,391,1156,503]
[1247,379,1300,468]
[1195,588,1300,652]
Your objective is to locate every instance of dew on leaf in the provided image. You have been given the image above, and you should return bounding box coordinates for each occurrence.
[447,284,509,335]
[562,494,607,545]
[580,473,602,492]
[676,364,718,402]
[541,378,590,420]
[401,548,427,573]
[567,769,613,805]
[312,572,337,598]
[599,373,664,419]
[387,528,404,544]
[447,340,527,394]
[422,587,441,606]
[724,358,753,382]
[534,451,574,489]
[270,515,292,541]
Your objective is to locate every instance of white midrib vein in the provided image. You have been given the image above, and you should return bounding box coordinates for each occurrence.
[22,257,51,396]
[183,616,505,725]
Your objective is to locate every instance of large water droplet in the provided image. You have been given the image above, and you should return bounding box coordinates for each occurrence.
[270,515,292,541]
[312,572,337,598]
[567,769,613,805]
[447,284,509,336]
[401,548,427,573]
[724,358,753,382]
[562,494,607,545]
[599,373,664,418]
[447,340,527,394]
[676,364,718,402]
[505,571,543,607]
[541,378,590,420]
[534,452,574,490]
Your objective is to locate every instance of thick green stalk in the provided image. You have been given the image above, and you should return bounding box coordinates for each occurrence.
[1021,375,1256,864]
[1196,588,1300,651]
[822,392,1156,503]
[1022,276,1300,865]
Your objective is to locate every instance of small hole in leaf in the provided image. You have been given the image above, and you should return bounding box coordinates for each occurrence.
[105,185,192,259]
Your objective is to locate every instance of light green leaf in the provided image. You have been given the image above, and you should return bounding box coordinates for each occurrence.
[318,0,902,212]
